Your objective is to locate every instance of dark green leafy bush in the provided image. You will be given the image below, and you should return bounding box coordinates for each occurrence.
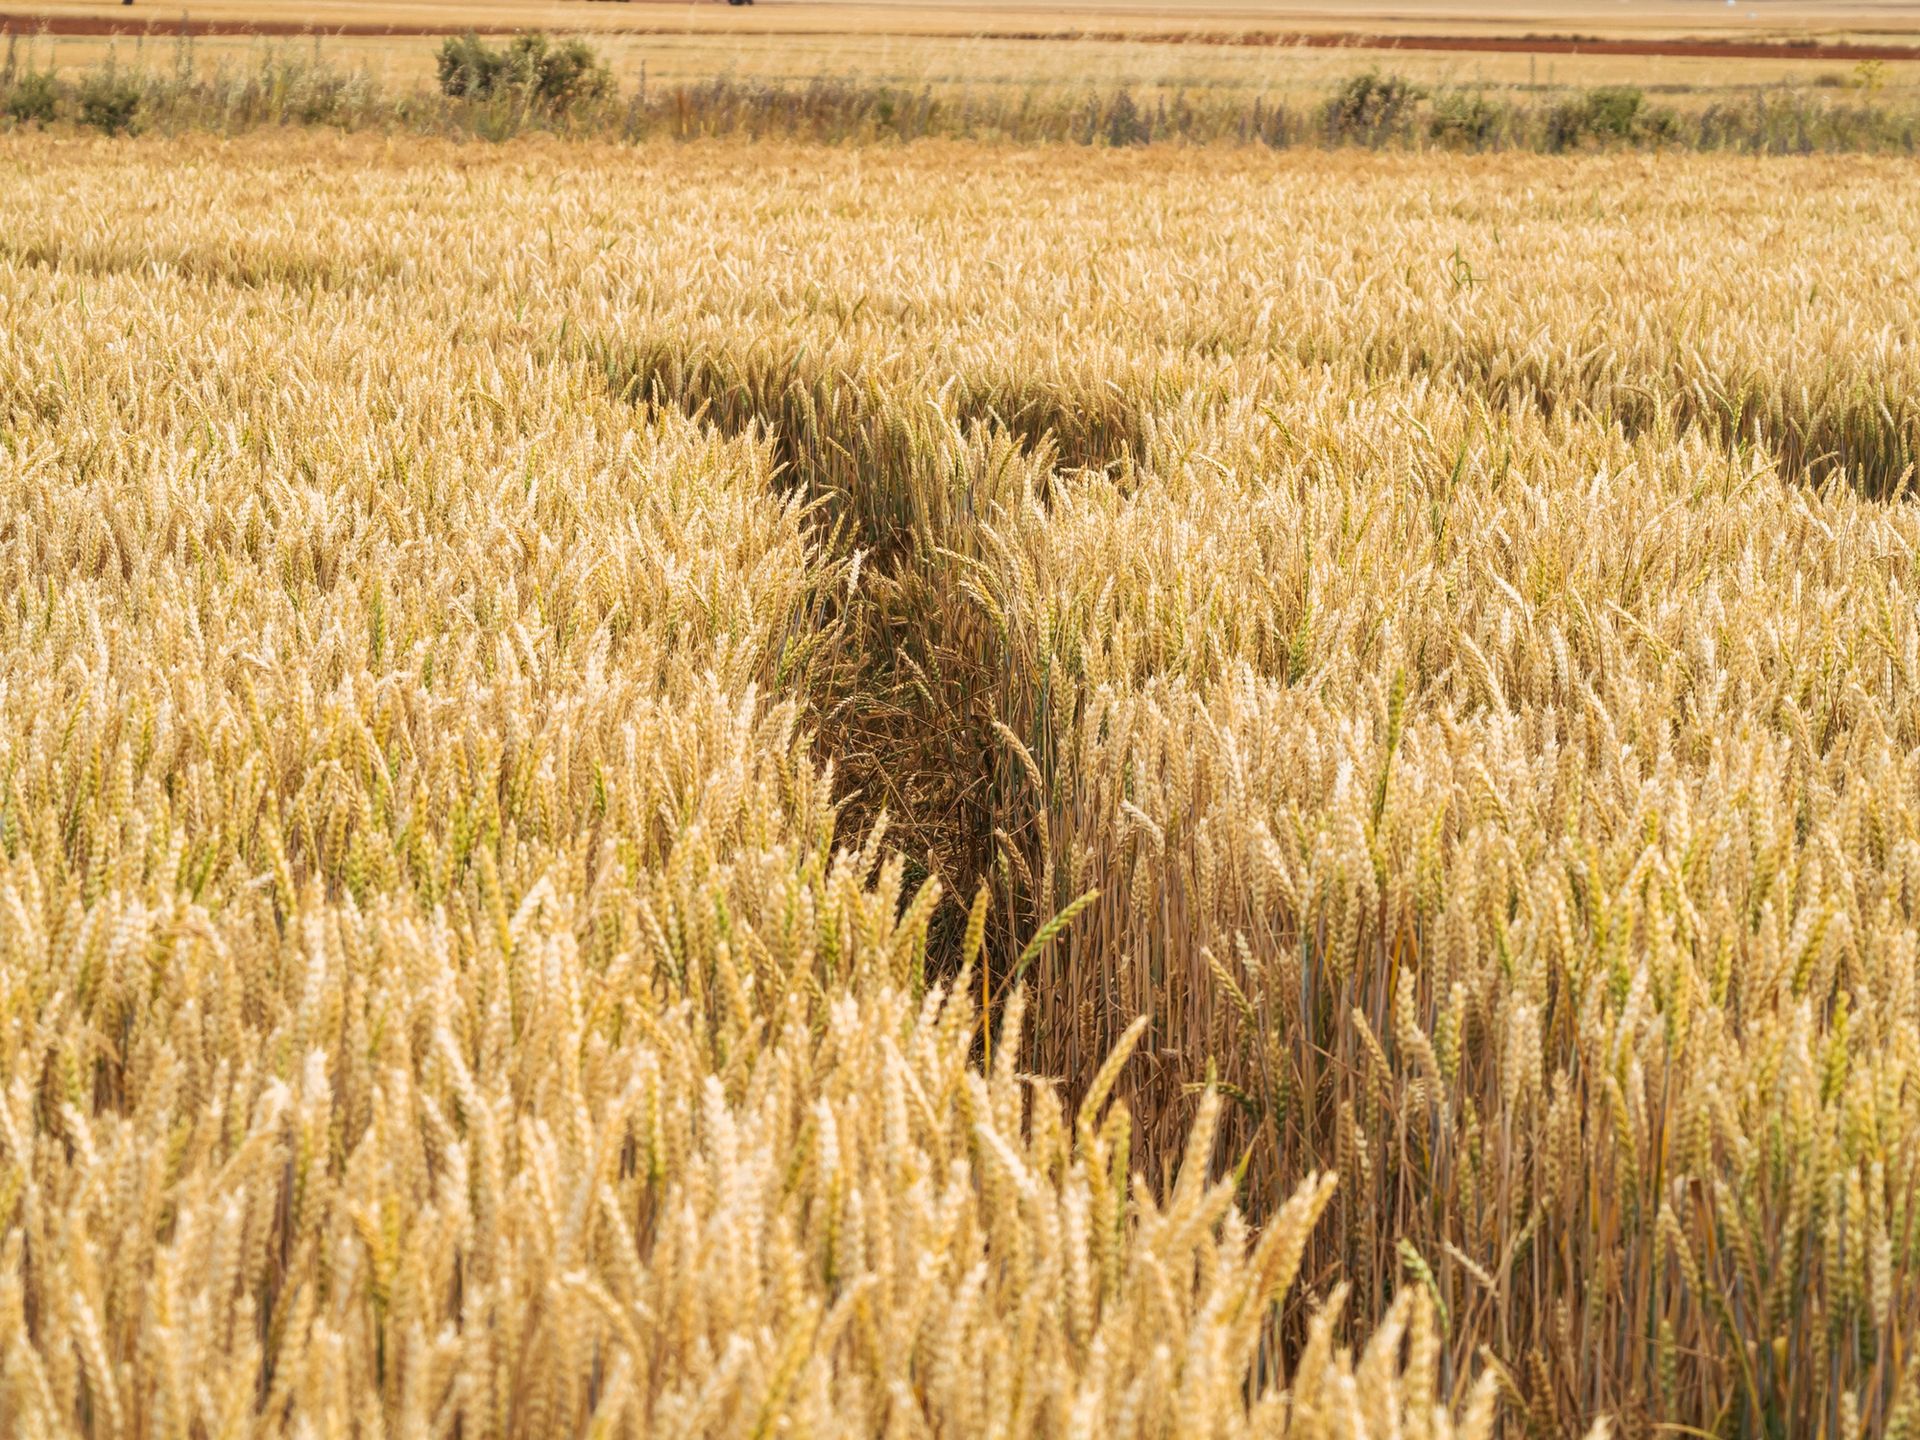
[1323,70,1423,144]
[4,71,59,127]
[1584,85,1647,138]
[1544,85,1678,150]
[77,71,141,135]
[436,33,504,99]
[1102,89,1149,147]
[1428,92,1507,149]
[509,35,613,111]
[436,32,613,113]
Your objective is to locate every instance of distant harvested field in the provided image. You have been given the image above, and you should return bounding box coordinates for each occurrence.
[5,0,1920,36]
[9,8,1920,61]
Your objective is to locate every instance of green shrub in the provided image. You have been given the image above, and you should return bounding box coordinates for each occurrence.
[1428,91,1506,149]
[435,31,613,113]
[4,71,59,127]
[435,33,505,99]
[1544,85,1677,150]
[1322,69,1422,144]
[1584,85,1647,138]
[1637,101,1682,145]
[510,35,612,110]
[1103,89,1149,147]
[77,71,141,135]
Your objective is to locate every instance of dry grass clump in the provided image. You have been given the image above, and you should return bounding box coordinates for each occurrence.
[3,131,1920,1438]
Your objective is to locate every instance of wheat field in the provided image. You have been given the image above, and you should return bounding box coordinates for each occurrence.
[1,131,1919,1439]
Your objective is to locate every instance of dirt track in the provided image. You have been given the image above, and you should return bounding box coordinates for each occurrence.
[4,8,1920,62]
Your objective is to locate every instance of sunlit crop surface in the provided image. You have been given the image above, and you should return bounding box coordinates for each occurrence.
[2,134,1919,1439]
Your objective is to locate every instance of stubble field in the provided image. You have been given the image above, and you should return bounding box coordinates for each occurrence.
[3,132,1920,1439]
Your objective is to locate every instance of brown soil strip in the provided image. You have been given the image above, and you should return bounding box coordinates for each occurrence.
[1,11,493,38]
[4,10,1919,63]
